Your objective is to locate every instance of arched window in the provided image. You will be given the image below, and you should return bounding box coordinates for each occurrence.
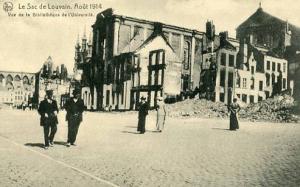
[272,73,276,85]
[14,75,21,81]
[183,41,191,70]
[0,74,4,84]
[6,74,13,85]
[23,76,29,85]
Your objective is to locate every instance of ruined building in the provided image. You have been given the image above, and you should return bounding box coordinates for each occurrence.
[35,56,70,108]
[236,6,300,101]
[201,23,289,104]
[82,8,204,110]
[77,7,294,110]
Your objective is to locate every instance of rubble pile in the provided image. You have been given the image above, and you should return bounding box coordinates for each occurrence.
[166,94,299,123]
[240,94,298,123]
[166,99,228,119]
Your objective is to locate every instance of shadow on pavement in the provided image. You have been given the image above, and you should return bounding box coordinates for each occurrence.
[147,130,161,133]
[121,130,141,134]
[53,141,67,145]
[24,143,44,148]
[211,128,230,131]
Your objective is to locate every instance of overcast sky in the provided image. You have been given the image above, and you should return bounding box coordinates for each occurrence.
[0,0,300,73]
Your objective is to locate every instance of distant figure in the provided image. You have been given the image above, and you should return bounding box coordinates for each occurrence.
[137,96,149,134]
[228,98,241,131]
[38,90,59,149]
[64,89,85,147]
[156,96,166,132]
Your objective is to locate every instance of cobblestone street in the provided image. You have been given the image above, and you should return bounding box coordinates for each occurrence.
[0,109,299,187]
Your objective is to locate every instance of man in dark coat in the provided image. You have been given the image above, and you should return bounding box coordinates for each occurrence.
[38,89,59,149]
[137,96,149,134]
[64,89,85,147]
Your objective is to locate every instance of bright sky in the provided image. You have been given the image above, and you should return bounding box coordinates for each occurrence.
[0,0,300,73]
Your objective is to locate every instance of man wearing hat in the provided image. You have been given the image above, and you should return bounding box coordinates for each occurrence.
[64,89,85,147]
[137,96,149,134]
[38,89,59,149]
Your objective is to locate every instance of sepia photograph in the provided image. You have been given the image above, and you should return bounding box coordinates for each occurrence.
[0,0,299,186]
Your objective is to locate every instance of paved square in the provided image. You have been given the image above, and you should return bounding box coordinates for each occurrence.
[0,110,299,186]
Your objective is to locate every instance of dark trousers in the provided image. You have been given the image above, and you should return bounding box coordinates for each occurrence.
[43,125,57,146]
[137,116,146,133]
[67,120,81,144]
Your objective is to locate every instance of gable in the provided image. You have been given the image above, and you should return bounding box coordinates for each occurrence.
[237,8,285,30]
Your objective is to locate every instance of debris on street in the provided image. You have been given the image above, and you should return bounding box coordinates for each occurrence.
[166,94,299,123]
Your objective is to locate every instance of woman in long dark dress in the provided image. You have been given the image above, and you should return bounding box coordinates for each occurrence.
[228,98,241,131]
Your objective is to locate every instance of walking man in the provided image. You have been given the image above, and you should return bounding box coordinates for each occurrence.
[38,89,59,149]
[64,89,85,147]
[137,96,149,134]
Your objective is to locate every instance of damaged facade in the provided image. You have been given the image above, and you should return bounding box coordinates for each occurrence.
[236,6,300,101]
[81,8,204,110]
[201,26,289,104]
[77,7,295,110]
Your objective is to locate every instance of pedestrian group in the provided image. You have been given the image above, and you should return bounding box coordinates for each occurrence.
[38,89,240,149]
[38,89,84,149]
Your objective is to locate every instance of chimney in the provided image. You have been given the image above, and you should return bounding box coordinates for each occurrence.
[206,21,215,41]
[219,31,228,46]
[153,22,163,35]
[239,39,248,67]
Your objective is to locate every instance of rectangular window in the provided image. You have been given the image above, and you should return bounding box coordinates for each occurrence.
[250,95,254,103]
[228,72,234,87]
[283,78,286,89]
[267,61,270,70]
[236,77,240,88]
[259,81,263,91]
[266,73,270,87]
[251,66,255,74]
[229,55,234,67]
[220,70,226,87]
[106,90,110,106]
[242,78,247,88]
[277,63,281,72]
[258,96,263,102]
[242,94,247,103]
[272,62,276,71]
[265,91,270,98]
[221,53,226,66]
[250,78,255,90]
[220,93,225,102]
[283,63,286,73]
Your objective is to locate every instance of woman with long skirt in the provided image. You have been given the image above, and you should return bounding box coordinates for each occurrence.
[228,98,241,131]
[156,97,166,132]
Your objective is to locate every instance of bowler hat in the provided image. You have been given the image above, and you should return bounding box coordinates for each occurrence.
[72,89,81,96]
[140,96,146,101]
